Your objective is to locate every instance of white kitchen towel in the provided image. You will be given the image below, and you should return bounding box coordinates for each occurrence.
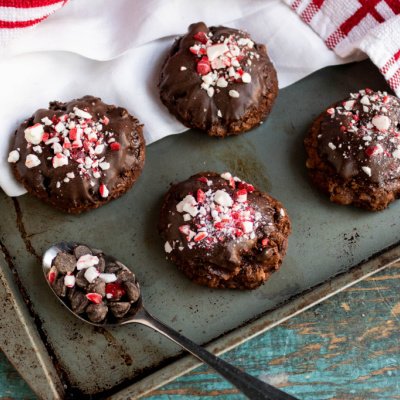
[0,0,386,196]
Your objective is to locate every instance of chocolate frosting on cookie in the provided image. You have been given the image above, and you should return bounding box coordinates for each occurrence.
[158,22,277,135]
[159,172,290,273]
[317,89,400,185]
[8,96,145,212]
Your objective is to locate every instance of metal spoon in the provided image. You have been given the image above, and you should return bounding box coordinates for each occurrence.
[43,242,298,400]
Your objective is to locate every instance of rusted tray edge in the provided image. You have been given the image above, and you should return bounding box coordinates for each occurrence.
[0,249,64,399]
[110,242,400,400]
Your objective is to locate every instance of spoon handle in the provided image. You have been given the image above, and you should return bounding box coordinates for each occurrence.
[130,309,298,400]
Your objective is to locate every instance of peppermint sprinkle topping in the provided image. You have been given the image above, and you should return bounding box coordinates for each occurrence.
[25,154,41,168]
[320,89,400,182]
[169,173,268,252]
[362,166,372,177]
[8,150,19,163]
[8,104,122,199]
[190,29,257,98]
[24,123,44,145]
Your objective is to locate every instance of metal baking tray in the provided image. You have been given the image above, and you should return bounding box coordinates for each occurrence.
[1,60,400,399]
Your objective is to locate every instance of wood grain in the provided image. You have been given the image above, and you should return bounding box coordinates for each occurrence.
[1,263,400,400]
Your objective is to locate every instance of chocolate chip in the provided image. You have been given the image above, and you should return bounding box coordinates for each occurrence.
[97,257,106,273]
[75,270,89,289]
[123,281,140,302]
[88,279,106,297]
[74,245,92,259]
[86,303,108,323]
[53,252,76,274]
[69,288,89,314]
[105,263,120,274]
[109,302,131,319]
[53,277,67,297]
[116,267,135,282]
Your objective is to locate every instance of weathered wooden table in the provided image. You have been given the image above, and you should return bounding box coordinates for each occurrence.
[1,262,399,399]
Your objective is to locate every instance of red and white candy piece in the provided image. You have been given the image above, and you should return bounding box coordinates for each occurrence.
[214,190,233,207]
[361,166,372,177]
[164,241,173,253]
[25,154,41,169]
[64,274,76,288]
[207,43,229,61]
[76,254,99,270]
[99,273,117,283]
[73,107,92,120]
[84,266,100,283]
[110,142,121,151]
[365,144,383,157]
[197,57,211,75]
[99,184,109,198]
[240,221,253,234]
[193,31,208,44]
[52,153,68,168]
[8,150,20,163]
[343,100,355,110]
[196,189,206,203]
[24,123,44,144]
[261,238,269,247]
[194,232,208,242]
[86,293,103,304]
[48,268,57,284]
[105,283,125,299]
[235,189,247,203]
[241,72,251,83]
[372,115,390,131]
[176,194,198,217]
[179,225,191,235]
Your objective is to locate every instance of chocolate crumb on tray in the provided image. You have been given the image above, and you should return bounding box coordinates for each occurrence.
[158,22,278,137]
[8,96,145,213]
[159,172,291,289]
[47,244,140,323]
[305,89,400,211]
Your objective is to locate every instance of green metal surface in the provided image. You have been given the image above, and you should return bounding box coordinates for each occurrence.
[2,262,399,399]
[1,60,400,398]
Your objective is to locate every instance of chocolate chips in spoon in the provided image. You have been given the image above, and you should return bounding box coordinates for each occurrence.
[47,244,140,323]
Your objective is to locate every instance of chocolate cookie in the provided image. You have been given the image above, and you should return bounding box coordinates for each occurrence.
[158,22,278,137]
[8,96,145,213]
[159,172,291,289]
[305,89,400,211]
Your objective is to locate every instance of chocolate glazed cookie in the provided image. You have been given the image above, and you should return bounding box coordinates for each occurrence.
[305,89,400,211]
[158,22,278,137]
[8,96,145,213]
[159,172,291,289]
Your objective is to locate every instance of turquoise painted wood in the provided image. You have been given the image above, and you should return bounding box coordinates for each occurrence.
[1,263,399,399]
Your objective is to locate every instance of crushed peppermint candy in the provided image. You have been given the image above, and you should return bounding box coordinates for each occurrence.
[166,173,278,252]
[7,150,19,163]
[25,154,41,168]
[8,106,121,198]
[319,89,400,182]
[189,29,258,99]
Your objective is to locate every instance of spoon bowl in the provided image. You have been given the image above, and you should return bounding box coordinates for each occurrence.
[43,242,298,400]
